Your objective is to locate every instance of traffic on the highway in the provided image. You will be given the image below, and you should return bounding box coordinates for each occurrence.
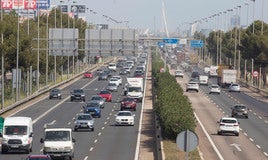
[0,51,149,160]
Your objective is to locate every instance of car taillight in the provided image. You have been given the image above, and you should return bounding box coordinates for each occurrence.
[234,124,239,126]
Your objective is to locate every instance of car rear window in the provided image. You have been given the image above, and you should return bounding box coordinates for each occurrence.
[222,119,237,123]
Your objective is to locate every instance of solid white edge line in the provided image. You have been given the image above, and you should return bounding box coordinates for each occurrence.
[194,112,224,160]
[134,54,149,160]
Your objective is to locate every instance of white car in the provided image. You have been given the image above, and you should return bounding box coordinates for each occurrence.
[108,63,116,71]
[209,84,221,94]
[109,78,120,86]
[111,76,122,85]
[186,81,199,92]
[217,117,240,136]
[229,83,240,92]
[175,70,184,78]
[115,111,135,126]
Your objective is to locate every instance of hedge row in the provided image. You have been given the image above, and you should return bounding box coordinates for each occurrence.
[152,49,196,139]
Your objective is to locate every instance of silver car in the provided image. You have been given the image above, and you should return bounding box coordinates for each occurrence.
[90,95,105,108]
[229,83,240,92]
[106,83,118,92]
[74,113,94,131]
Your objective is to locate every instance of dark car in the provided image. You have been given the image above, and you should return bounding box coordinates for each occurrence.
[120,97,137,111]
[231,104,249,118]
[98,72,109,81]
[49,88,62,99]
[83,101,101,118]
[191,71,200,79]
[119,68,128,75]
[70,89,86,102]
[26,154,52,160]
[103,69,112,78]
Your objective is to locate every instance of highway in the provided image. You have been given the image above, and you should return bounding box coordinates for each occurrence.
[0,60,145,160]
[173,63,268,160]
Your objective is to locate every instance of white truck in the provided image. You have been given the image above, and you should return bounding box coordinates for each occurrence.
[218,69,237,87]
[209,66,218,77]
[199,75,209,85]
[0,116,33,154]
[40,128,75,160]
[126,77,144,102]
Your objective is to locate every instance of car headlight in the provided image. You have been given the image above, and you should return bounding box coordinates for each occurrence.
[116,118,120,122]
[1,138,8,143]
[64,147,72,151]
[58,94,61,96]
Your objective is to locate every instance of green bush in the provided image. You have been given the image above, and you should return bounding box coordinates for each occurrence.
[152,48,196,139]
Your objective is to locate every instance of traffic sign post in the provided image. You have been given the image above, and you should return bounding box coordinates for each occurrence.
[176,130,199,160]
[253,71,258,78]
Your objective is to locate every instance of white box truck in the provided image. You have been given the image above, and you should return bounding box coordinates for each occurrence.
[126,77,144,102]
[218,69,237,87]
[209,66,218,77]
[0,116,33,154]
[40,128,75,159]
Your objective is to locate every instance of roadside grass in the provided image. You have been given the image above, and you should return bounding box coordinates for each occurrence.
[163,139,201,160]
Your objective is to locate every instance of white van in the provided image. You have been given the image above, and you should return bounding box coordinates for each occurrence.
[0,116,33,154]
[199,75,209,85]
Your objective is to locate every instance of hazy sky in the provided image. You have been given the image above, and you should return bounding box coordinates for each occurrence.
[55,0,267,33]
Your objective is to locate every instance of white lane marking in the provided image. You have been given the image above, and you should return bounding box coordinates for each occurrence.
[90,147,94,152]
[230,143,242,151]
[94,139,98,143]
[256,145,261,149]
[258,116,262,119]
[104,122,107,125]
[107,117,110,120]
[68,122,71,125]
[194,112,224,160]
[243,132,248,136]
[98,132,101,136]
[253,112,257,115]
[249,138,254,142]
[84,156,88,160]
[101,127,105,130]
[264,152,268,157]
[265,120,268,124]
[109,113,112,116]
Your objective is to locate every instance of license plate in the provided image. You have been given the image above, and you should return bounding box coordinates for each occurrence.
[90,112,95,114]
[126,105,131,108]
[11,145,19,148]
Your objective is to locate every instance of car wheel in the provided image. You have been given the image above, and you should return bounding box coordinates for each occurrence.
[1,148,8,154]
[236,133,239,136]
[134,108,136,111]
[186,90,188,92]
[245,115,248,119]
[98,115,101,118]
[71,98,73,102]
[217,131,221,135]
[74,128,77,131]
[49,97,52,99]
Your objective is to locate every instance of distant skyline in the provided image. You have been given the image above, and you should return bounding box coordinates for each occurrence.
[54,0,268,34]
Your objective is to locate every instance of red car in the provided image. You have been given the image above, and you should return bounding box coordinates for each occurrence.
[121,97,137,111]
[26,154,52,160]
[98,90,112,102]
[83,71,93,78]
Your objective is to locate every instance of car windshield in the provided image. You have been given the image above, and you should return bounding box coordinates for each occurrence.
[235,105,246,109]
[51,89,60,93]
[118,112,132,116]
[128,87,141,92]
[110,79,117,81]
[27,157,50,160]
[91,96,102,101]
[211,85,219,88]
[87,102,99,107]
[232,84,239,87]
[74,89,83,93]
[77,114,92,120]
[4,126,27,135]
[123,98,135,102]
[108,83,116,86]
[100,91,110,94]
[44,131,70,141]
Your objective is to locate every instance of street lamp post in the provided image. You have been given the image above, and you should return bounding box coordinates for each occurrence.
[37,0,40,90]
[244,3,249,27]
[1,0,4,108]
[16,1,20,101]
[251,0,255,34]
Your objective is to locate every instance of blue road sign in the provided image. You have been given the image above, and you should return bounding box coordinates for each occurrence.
[190,40,204,48]
[163,38,178,44]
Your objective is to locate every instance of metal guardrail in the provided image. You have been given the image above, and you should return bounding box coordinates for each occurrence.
[0,58,116,115]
